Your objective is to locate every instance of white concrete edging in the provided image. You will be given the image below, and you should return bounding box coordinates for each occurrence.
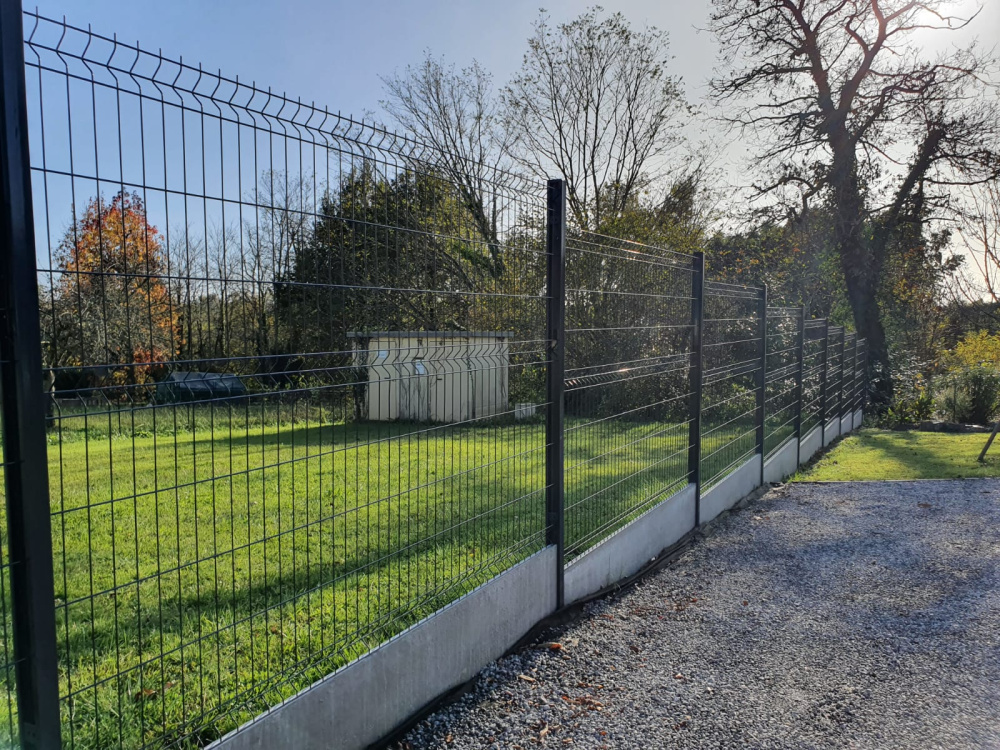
[211,546,558,750]
[800,424,823,464]
[701,454,762,524]
[763,436,798,484]
[564,483,696,605]
[823,419,841,446]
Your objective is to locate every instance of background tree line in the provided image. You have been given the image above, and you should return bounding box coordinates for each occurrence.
[40,3,1000,420]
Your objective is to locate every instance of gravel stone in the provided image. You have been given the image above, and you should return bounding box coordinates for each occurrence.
[395,480,1000,750]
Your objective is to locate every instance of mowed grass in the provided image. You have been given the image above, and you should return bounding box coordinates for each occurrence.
[794,428,1000,481]
[0,405,691,748]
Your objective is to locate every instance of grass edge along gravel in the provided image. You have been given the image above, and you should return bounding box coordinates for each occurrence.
[793,428,1000,482]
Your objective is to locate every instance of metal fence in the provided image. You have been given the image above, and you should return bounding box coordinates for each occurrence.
[0,7,869,749]
[562,232,695,559]
[700,280,764,490]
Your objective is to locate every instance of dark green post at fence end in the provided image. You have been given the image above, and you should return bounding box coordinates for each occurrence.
[0,1,62,746]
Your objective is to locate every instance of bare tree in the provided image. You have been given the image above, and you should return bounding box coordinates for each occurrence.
[710,0,1000,402]
[504,8,687,231]
[240,171,308,360]
[381,55,513,264]
[959,179,1000,303]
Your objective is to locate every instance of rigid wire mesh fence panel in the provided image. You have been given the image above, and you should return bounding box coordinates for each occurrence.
[854,339,867,412]
[0,359,21,748]
[824,327,844,423]
[24,11,549,748]
[562,233,694,559]
[764,308,800,457]
[701,281,764,489]
[843,333,857,419]
[801,320,827,436]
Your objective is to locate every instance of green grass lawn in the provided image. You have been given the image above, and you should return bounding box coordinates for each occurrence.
[794,428,1000,481]
[1,405,694,748]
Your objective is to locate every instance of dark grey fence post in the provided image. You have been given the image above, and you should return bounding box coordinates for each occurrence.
[861,340,869,413]
[838,331,846,422]
[819,320,829,433]
[794,306,805,466]
[851,336,861,414]
[757,287,767,485]
[0,2,62,747]
[545,179,566,609]
[688,252,704,525]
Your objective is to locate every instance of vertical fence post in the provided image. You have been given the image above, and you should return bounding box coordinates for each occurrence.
[862,340,869,415]
[838,330,846,425]
[756,287,767,485]
[851,336,861,426]
[819,320,829,438]
[688,253,704,526]
[545,179,566,610]
[0,3,62,747]
[847,336,855,421]
[794,306,805,466]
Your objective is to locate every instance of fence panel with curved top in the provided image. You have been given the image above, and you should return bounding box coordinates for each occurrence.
[764,306,802,458]
[825,326,845,425]
[562,233,696,559]
[801,319,828,437]
[22,9,550,747]
[700,280,765,490]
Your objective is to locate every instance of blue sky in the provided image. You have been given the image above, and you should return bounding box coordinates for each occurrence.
[28,0,998,195]
[31,0,721,126]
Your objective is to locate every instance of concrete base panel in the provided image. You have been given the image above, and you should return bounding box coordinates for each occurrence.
[701,455,761,524]
[211,547,558,750]
[564,484,696,605]
[800,424,823,464]
[763,437,798,484]
[823,419,841,447]
[853,409,863,430]
[841,414,852,434]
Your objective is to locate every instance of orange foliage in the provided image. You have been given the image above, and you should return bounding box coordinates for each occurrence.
[55,191,178,385]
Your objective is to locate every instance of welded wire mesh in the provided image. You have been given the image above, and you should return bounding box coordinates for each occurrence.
[562,233,694,558]
[764,307,800,457]
[824,327,845,423]
[700,281,764,489]
[801,320,827,436]
[24,11,549,747]
[843,333,857,419]
[853,339,867,413]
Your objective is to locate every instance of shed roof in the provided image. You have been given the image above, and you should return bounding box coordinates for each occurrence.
[347,331,513,339]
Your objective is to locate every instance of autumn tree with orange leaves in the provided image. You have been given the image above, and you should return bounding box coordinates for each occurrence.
[46,191,178,389]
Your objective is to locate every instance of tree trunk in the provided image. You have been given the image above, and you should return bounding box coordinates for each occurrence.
[841,254,891,407]
[830,152,892,409]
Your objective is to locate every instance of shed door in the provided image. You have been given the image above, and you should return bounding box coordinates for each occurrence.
[399,360,430,422]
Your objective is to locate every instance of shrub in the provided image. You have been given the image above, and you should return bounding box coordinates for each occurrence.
[941,366,1000,425]
[879,352,933,428]
[884,379,934,427]
[938,330,1000,425]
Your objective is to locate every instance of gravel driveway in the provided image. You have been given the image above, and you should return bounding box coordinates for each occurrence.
[396,480,1000,750]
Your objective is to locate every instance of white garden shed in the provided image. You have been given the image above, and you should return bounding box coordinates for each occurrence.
[348,331,511,423]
